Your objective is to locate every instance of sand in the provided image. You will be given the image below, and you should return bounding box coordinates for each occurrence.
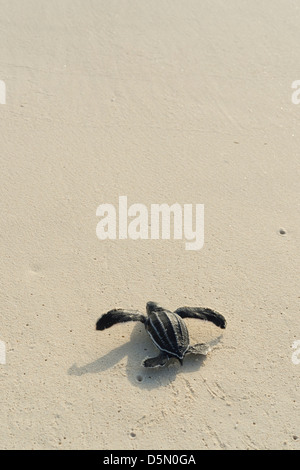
[0,0,299,450]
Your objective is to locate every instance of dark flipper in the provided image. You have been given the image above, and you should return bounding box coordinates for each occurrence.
[96,309,146,330]
[142,352,169,368]
[174,307,226,329]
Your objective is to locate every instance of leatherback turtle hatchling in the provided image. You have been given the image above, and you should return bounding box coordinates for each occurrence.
[96,301,226,368]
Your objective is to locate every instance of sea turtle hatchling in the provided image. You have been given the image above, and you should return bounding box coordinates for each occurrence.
[96,301,226,368]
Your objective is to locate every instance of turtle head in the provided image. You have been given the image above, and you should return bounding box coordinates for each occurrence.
[146,301,161,315]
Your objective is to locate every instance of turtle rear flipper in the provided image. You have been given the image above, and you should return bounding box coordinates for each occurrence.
[188,343,211,356]
[96,309,146,330]
[142,352,169,368]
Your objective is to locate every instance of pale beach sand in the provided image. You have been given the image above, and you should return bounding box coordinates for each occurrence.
[0,0,299,450]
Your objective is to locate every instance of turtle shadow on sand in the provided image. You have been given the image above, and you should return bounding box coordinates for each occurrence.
[68,324,223,389]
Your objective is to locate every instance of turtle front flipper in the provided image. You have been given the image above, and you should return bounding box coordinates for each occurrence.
[187,343,211,356]
[142,352,169,368]
[174,306,226,329]
[96,309,146,330]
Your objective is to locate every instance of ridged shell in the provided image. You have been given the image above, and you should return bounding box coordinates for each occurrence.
[145,310,190,359]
